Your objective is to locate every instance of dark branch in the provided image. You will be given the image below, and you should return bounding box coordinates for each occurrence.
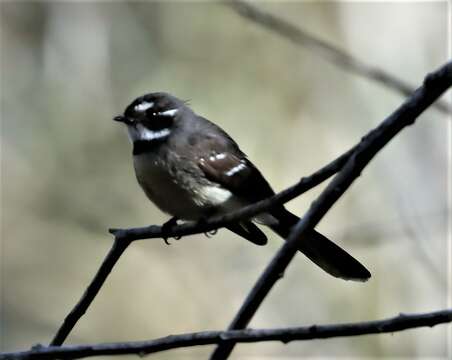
[4,309,451,359]
[210,61,452,359]
[50,239,131,346]
[224,0,451,114]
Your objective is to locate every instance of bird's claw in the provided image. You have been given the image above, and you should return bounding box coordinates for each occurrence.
[161,217,179,245]
[204,229,218,238]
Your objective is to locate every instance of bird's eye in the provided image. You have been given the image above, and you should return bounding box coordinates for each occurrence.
[141,110,174,131]
[143,110,157,118]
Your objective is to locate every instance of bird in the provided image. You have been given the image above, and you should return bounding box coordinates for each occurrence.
[113,92,371,282]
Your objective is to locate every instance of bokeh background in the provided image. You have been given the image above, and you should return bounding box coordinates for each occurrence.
[1,1,450,359]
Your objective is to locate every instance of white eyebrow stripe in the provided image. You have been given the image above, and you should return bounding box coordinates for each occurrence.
[225,163,247,177]
[134,101,154,112]
[159,108,178,117]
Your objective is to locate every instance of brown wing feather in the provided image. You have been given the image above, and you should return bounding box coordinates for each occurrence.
[189,116,275,203]
[198,152,275,204]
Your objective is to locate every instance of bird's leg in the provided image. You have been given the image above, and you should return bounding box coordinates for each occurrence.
[196,217,218,238]
[161,217,179,245]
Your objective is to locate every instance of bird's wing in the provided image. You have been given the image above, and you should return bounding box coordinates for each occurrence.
[190,116,275,203]
[197,144,275,243]
[226,222,268,246]
[192,118,279,229]
[198,149,275,204]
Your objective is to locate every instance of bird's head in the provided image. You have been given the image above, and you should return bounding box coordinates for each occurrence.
[114,92,188,143]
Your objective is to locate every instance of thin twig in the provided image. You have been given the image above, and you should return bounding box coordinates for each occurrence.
[50,239,131,346]
[224,0,451,114]
[209,61,452,359]
[4,309,451,359]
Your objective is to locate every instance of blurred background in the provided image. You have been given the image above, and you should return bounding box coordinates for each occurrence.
[1,1,450,359]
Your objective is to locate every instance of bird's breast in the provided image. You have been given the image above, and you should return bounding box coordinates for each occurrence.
[133,152,240,220]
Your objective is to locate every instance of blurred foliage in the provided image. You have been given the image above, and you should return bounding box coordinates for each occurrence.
[1,2,449,359]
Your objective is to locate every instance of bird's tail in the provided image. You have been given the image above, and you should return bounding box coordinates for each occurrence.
[269,208,371,282]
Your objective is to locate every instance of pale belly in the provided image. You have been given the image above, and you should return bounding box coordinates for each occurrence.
[133,153,243,220]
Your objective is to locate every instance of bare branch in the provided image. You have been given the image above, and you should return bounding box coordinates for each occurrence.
[224,0,451,114]
[4,309,451,360]
[50,239,131,346]
[209,61,452,359]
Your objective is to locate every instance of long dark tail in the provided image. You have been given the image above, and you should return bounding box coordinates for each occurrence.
[270,209,371,282]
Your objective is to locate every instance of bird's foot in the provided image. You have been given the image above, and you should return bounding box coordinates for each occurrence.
[204,229,218,238]
[195,217,218,238]
[161,217,179,245]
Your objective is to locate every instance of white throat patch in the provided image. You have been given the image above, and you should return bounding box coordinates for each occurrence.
[127,123,170,142]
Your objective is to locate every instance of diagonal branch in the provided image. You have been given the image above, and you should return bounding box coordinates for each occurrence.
[224,0,451,114]
[4,309,451,359]
[209,60,452,359]
[50,239,131,346]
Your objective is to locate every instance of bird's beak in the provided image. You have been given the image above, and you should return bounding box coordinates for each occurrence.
[113,115,126,123]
